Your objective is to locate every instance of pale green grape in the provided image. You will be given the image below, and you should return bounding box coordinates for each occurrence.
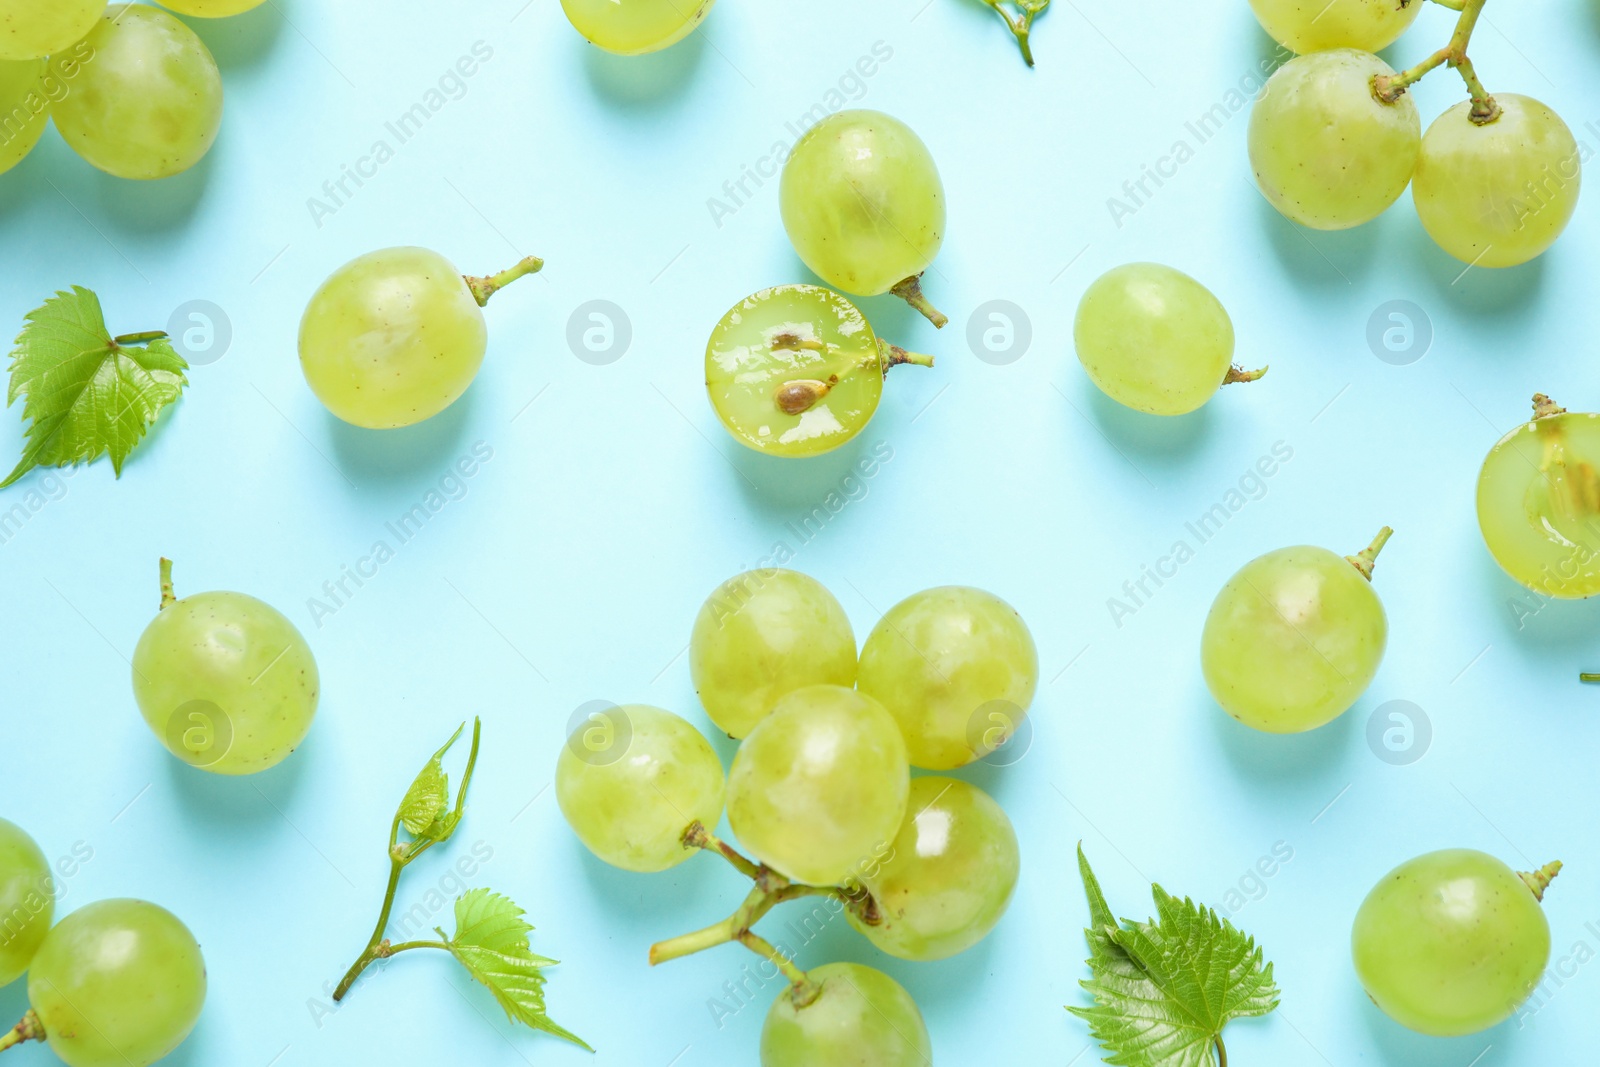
[555,704,725,873]
[560,0,713,55]
[689,568,857,738]
[156,0,266,15]
[857,586,1037,770]
[0,0,102,61]
[1413,95,1581,269]
[0,818,51,988]
[848,776,1019,961]
[1249,50,1420,230]
[705,284,932,458]
[1201,531,1390,733]
[1074,263,1257,416]
[761,963,931,1067]
[1248,0,1421,54]
[132,560,319,775]
[0,58,47,175]
[727,686,909,887]
[780,110,948,326]
[27,899,205,1067]
[48,5,222,181]
[1353,849,1557,1036]
[1477,397,1600,598]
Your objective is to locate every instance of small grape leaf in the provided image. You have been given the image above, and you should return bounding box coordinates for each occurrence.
[1069,845,1279,1067]
[3,287,188,489]
[442,889,591,1051]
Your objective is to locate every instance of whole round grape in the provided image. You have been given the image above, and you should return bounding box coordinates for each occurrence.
[689,569,856,738]
[555,704,725,873]
[760,963,931,1067]
[0,58,47,175]
[1075,263,1261,416]
[156,0,266,15]
[132,560,319,775]
[1249,50,1420,230]
[1202,530,1390,733]
[1248,0,1421,54]
[560,0,712,55]
[727,686,909,887]
[1477,396,1600,598]
[780,109,948,326]
[0,0,102,61]
[0,818,51,988]
[1413,95,1581,269]
[1353,849,1557,1036]
[848,776,1019,961]
[48,5,222,181]
[705,284,932,459]
[857,586,1038,770]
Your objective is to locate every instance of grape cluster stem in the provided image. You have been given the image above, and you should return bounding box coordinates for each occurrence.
[1373,0,1501,124]
[0,1010,44,1053]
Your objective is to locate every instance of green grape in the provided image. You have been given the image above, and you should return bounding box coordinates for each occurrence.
[1413,95,1581,269]
[560,0,712,55]
[0,58,47,175]
[155,0,266,15]
[848,776,1019,961]
[1249,50,1420,230]
[689,568,857,738]
[1248,0,1421,54]
[761,963,931,1066]
[0,818,51,988]
[705,284,933,459]
[555,704,725,873]
[299,248,541,429]
[47,5,222,181]
[857,586,1038,770]
[25,899,205,1067]
[1353,849,1559,1036]
[780,109,948,326]
[1201,529,1391,733]
[1074,263,1263,416]
[0,0,102,61]
[1477,395,1600,598]
[132,559,319,775]
[727,686,909,887]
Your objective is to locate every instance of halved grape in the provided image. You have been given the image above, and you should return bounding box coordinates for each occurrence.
[1248,0,1421,54]
[0,58,47,175]
[760,963,931,1067]
[0,818,51,988]
[560,0,713,55]
[0,0,102,61]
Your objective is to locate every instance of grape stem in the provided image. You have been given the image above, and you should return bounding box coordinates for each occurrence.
[1581,673,1600,683]
[772,343,933,417]
[1372,0,1501,123]
[0,1010,44,1053]
[1532,393,1567,420]
[979,0,1049,67]
[889,274,949,329]
[111,331,169,348]
[1215,1034,1227,1067]
[1346,526,1394,581]
[464,255,544,307]
[1519,860,1563,902]
[1223,364,1268,386]
[159,556,176,610]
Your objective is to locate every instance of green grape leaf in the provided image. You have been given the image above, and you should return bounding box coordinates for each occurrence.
[442,889,591,1051]
[1069,846,1279,1067]
[396,757,449,837]
[3,287,188,490]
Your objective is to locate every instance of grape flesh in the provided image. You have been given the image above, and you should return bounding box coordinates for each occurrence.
[1248,0,1421,54]
[761,963,932,1067]
[848,776,1019,961]
[0,818,51,988]
[1477,403,1600,598]
[0,0,102,61]
[28,899,206,1067]
[0,58,47,175]
[857,586,1038,770]
[48,5,223,181]
[1353,849,1553,1036]
[727,686,909,887]
[1074,263,1242,416]
[155,0,266,15]
[555,705,725,873]
[689,569,857,738]
[560,0,713,55]
[1249,50,1420,230]
[1413,95,1582,269]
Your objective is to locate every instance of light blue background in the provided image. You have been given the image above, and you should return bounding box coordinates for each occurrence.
[3,0,1599,1064]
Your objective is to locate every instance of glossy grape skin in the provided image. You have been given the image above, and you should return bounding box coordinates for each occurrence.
[300,247,487,429]
[1248,0,1421,54]
[848,777,1019,961]
[48,5,223,181]
[689,569,857,738]
[1477,407,1600,598]
[29,899,206,1067]
[132,588,320,775]
[1202,544,1386,733]
[1413,95,1582,269]
[555,705,725,873]
[857,587,1038,770]
[727,686,909,887]
[760,963,931,1067]
[780,110,944,299]
[0,58,47,175]
[560,0,712,55]
[0,0,102,61]
[1074,263,1238,416]
[1249,50,1420,230]
[0,818,52,988]
[155,0,266,15]
[1353,850,1551,1036]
